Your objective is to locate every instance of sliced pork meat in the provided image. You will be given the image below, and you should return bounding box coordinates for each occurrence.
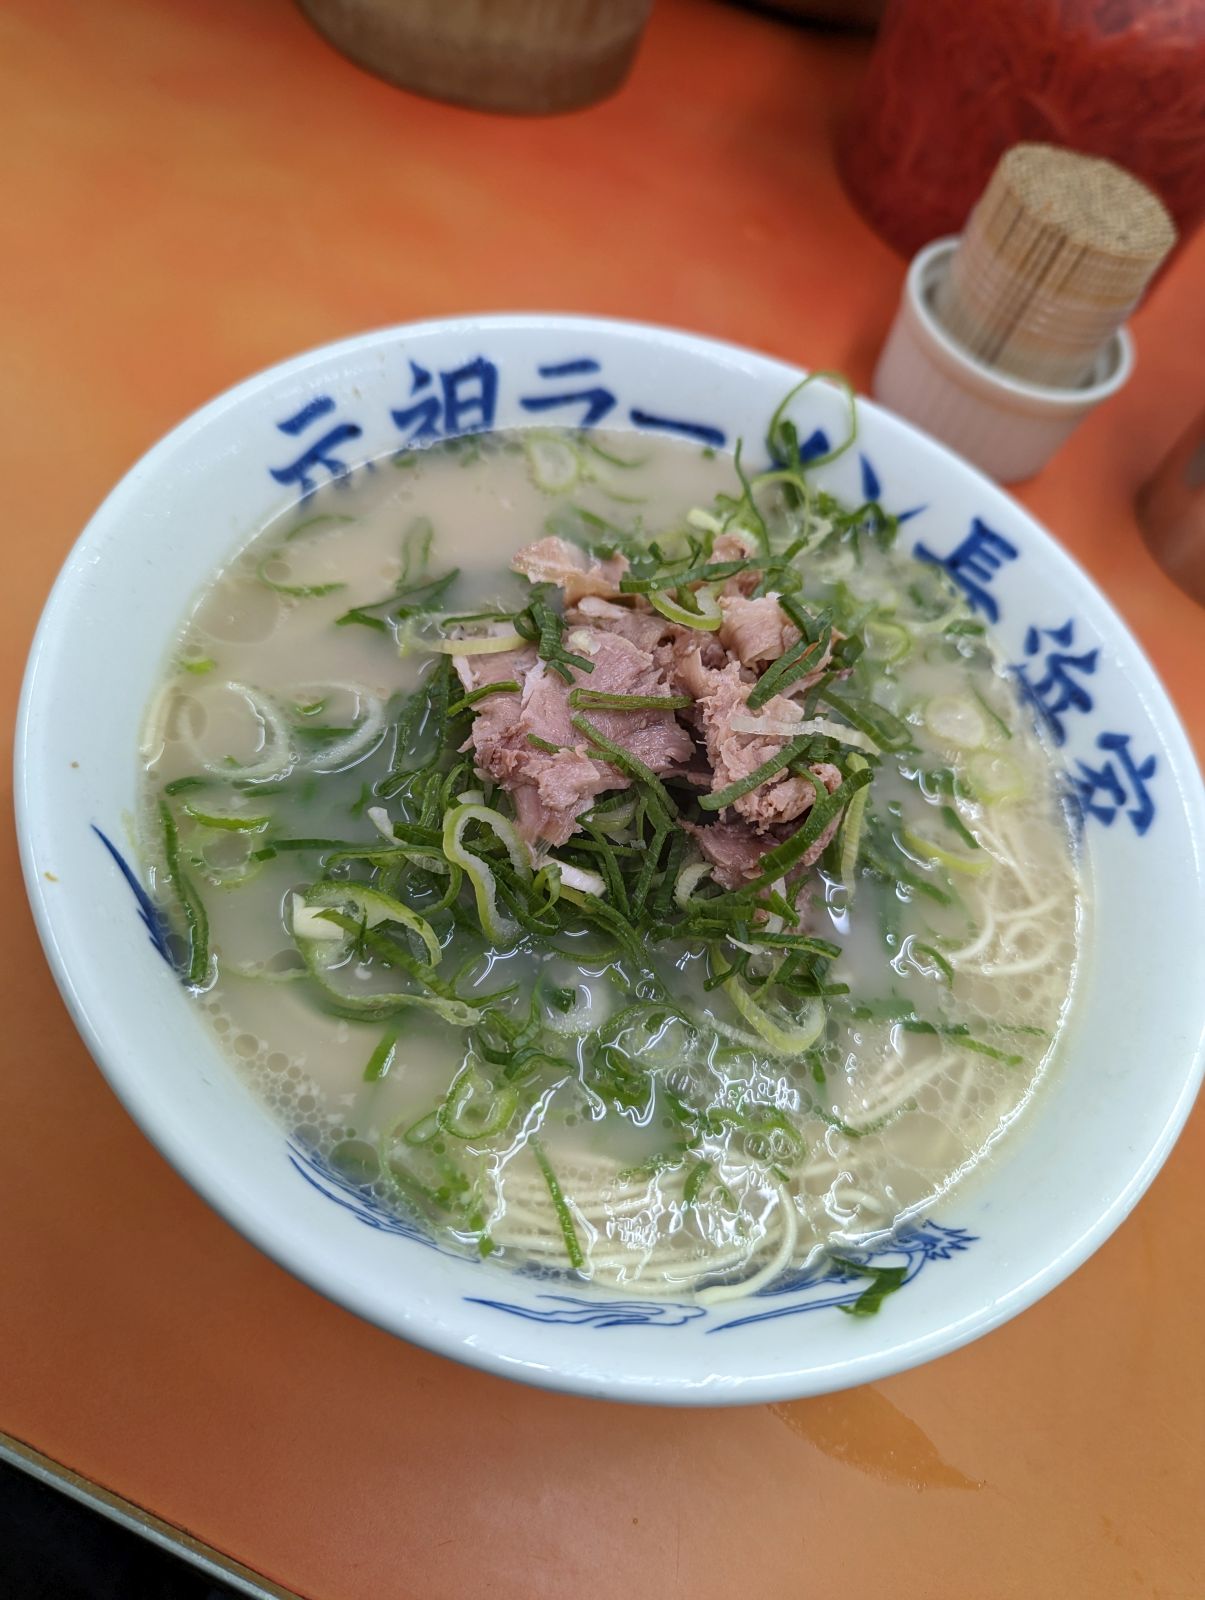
[569,628,696,772]
[718,594,800,668]
[655,629,729,701]
[452,644,532,698]
[683,808,841,892]
[511,748,608,847]
[453,532,852,872]
[682,759,844,890]
[711,531,759,564]
[784,761,845,870]
[511,536,628,603]
[565,594,671,654]
[454,622,692,848]
[451,644,535,781]
[454,657,613,848]
[717,593,840,698]
[680,818,778,890]
[809,761,844,796]
[673,656,842,834]
[710,530,763,597]
[682,660,801,832]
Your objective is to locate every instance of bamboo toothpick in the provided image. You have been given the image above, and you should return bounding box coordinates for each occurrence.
[933,144,1176,388]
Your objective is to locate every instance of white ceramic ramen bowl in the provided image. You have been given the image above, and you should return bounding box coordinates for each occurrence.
[17,316,1205,1405]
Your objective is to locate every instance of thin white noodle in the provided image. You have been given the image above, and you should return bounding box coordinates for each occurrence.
[697,1186,799,1304]
[998,893,1061,927]
[945,908,997,965]
[854,1049,961,1124]
[827,1184,884,1214]
[985,950,1055,977]
[945,1059,978,1132]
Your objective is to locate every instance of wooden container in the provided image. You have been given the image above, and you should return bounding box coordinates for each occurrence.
[932,145,1176,389]
[296,0,653,115]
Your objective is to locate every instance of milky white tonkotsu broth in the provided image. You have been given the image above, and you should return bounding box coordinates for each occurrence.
[139,428,1081,1303]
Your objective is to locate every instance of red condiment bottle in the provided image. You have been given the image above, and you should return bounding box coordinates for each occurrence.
[839,0,1205,259]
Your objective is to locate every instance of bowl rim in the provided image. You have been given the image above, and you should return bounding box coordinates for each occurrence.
[16,312,1205,1405]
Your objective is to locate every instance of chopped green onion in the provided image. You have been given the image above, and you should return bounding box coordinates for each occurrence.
[627,819,669,918]
[363,1030,399,1082]
[901,1020,1023,1066]
[558,886,648,966]
[335,566,460,632]
[699,735,816,812]
[910,942,954,985]
[297,882,442,967]
[899,827,990,877]
[940,805,980,851]
[440,1064,518,1139]
[729,929,841,958]
[970,684,1013,741]
[263,836,354,853]
[447,680,520,717]
[531,1138,586,1271]
[524,433,582,494]
[620,560,744,596]
[832,1256,908,1316]
[923,695,987,750]
[746,634,830,711]
[181,802,271,833]
[442,802,530,945]
[966,750,1026,804]
[648,584,723,631]
[159,800,209,986]
[517,584,595,681]
[683,1159,713,1207]
[724,976,825,1056]
[585,437,648,470]
[838,753,871,893]
[767,372,858,471]
[569,714,677,823]
[733,439,771,554]
[256,552,346,599]
[569,690,693,711]
[743,766,873,889]
[285,512,354,542]
[863,619,912,664]
[399,516,435,583]
[821,689,913,751]
[309,910,479,1025]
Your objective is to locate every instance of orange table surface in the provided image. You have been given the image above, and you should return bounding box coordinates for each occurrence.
[3,2,1204,1596]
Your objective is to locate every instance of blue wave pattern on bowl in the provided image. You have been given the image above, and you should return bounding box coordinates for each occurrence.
[463,1294,708,1329]
[94,350,1164,1329]
[92,825,175,966]
[286,1135,976,1330]
[466,1224,976,1332]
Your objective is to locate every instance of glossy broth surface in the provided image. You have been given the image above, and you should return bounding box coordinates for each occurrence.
[139,431,1082,1296]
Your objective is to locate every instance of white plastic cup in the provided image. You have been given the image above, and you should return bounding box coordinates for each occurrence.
[874,237,1134,484]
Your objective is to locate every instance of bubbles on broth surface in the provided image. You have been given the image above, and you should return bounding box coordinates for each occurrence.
[140,430,1083,1295]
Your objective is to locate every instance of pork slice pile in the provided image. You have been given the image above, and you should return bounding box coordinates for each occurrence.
[453,535,845,887]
